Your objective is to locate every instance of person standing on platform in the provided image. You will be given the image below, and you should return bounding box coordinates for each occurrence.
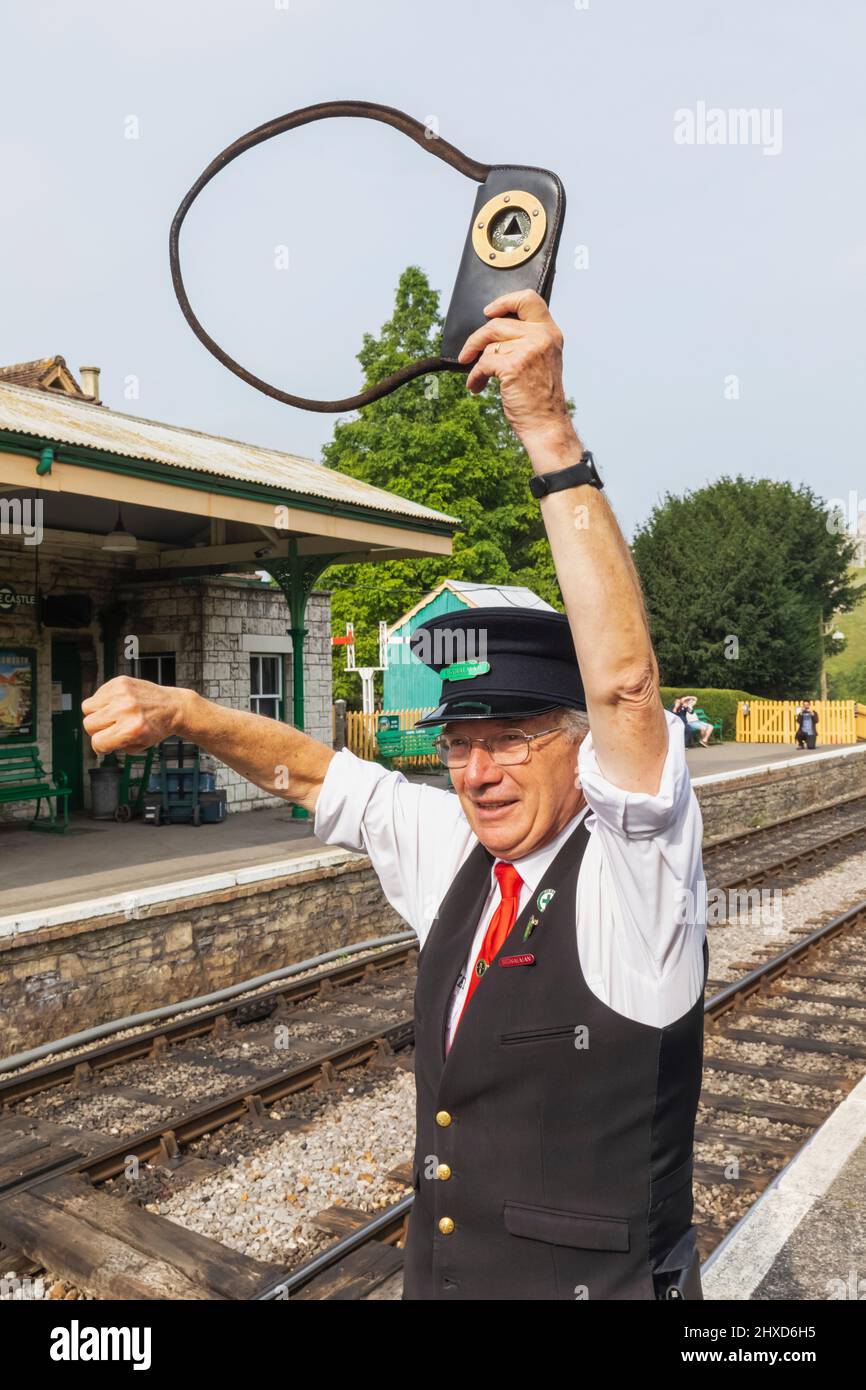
[796,700,819,750]
[82,290,707,1301]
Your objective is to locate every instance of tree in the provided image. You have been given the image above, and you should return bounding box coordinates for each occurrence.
[827,660,866,701]
[632,477,860,696]
[319,266,564,704]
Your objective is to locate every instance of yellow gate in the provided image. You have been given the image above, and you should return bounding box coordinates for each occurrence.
[736,699,865,745]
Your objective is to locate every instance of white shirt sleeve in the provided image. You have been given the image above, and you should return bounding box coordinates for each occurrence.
[576,711,705,978]
[313,748,472,944]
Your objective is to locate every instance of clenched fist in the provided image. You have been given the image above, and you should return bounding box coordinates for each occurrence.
[82,676,190,756]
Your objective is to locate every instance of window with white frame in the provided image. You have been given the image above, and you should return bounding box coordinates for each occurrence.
[250,653,283,719]
[134,652,176,686]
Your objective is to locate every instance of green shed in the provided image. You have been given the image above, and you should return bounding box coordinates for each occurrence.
[383,581,556,715]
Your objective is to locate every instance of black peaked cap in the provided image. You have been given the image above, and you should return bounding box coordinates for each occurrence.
[409,606,586,728]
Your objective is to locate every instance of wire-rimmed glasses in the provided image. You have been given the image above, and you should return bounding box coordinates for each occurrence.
[433,726,564,769]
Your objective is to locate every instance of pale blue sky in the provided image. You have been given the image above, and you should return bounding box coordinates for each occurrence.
[2,0,864,537]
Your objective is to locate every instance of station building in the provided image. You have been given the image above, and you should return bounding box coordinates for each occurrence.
[0,356,457,820]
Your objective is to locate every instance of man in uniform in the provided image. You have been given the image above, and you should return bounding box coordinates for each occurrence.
[83,289,707,1300]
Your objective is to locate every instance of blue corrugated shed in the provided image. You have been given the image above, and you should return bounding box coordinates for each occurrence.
[383,581,556,714]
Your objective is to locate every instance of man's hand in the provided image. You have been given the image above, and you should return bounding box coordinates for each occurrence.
[82,678,335,813]
[457,289,576,457]
[82,677,187,756]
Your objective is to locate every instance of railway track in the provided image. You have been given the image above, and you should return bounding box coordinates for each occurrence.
[0,948,417,1298]
[0,942,416,1105]
[1,804,865,1299]
[702,790,866,891]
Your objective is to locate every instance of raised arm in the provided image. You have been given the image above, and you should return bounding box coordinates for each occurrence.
[458,289,667,794]
[82,677,335,813]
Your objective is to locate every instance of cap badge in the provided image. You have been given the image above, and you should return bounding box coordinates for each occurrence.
[441,660,491,681]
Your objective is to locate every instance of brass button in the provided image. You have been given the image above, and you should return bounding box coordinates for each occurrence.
[435,1110,452,1127]
[436,1163,452,1181]
[438,1216,455,1235]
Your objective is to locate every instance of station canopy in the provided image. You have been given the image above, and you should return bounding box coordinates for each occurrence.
[0,361,458,581]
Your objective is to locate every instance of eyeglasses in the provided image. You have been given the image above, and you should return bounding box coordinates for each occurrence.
[433,726,565,769]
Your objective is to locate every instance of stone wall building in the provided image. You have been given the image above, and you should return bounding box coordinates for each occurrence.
[121,578,333,812]
[0,522,332,818]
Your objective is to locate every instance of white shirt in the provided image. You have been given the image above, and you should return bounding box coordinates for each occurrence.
[314,711,707,1035]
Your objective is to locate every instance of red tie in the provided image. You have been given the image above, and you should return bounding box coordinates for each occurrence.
[453,861,524,1037]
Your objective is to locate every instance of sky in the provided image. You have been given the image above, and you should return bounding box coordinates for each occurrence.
[2,0,865,539]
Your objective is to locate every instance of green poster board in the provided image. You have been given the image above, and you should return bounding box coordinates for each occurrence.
[0,647,37,743]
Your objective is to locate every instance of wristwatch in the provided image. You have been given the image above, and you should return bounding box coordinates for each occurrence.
[529,450,603,499]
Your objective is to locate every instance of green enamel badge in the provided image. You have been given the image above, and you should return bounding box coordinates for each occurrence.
[441,660,491,681]
[537,888,556,912]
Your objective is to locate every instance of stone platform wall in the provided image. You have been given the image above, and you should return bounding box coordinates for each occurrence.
[0,856,403,1057]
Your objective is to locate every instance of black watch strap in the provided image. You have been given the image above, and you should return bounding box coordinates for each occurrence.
[529,450,602,499]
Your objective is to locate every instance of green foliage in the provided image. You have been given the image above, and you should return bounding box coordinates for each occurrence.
[633,477,861,698]
[318,266,565,705]
[826,570,866,696]
[827,660,866,701]
[659,686,757,741]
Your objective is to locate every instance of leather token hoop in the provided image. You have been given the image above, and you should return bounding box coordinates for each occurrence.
[169,100,566,413]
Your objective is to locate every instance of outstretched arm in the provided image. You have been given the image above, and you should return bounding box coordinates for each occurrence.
[82,678,334,813]
[457,289,667,794]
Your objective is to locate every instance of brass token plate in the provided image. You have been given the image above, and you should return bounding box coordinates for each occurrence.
[471,189,547,269]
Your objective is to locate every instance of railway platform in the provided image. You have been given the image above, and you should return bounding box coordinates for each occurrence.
[685,741,857,779]
[702,1071,866,1300]
[0,770,448,921]
[0,744,855,921]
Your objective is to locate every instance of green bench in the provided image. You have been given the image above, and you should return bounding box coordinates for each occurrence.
[694,707,724,744]
[375,727,440,771]
[0,744,70,832]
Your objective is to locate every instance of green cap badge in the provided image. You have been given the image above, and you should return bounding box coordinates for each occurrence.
[441,660,491,682]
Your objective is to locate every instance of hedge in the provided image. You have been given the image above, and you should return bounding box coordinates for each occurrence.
[659,686,756,742]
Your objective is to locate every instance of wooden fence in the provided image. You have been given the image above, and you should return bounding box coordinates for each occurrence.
[735,699,866,745]
[339,708,438,766]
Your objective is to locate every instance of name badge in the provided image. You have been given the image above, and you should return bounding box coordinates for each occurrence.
[499,953,536,968]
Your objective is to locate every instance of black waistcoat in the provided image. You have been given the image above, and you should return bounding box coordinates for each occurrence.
[403,818,708,1300]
